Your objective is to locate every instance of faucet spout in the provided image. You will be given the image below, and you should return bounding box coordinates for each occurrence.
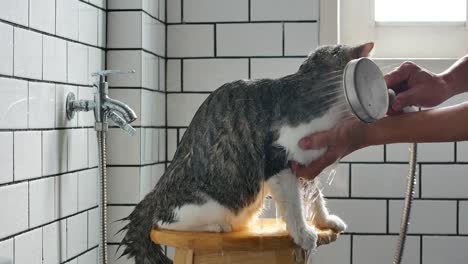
[103,97,137,123]
[107,111,136,136]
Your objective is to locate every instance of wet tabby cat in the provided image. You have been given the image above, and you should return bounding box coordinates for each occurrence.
[120,42,375,264]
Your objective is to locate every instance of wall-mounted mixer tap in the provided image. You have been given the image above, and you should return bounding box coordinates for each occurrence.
[66,70,138,263]
[66,70,137,135]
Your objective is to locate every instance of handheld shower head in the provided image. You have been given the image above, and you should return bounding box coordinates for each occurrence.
[343,58,389,123]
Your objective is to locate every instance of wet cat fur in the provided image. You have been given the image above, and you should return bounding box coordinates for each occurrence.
[119,43,374,264]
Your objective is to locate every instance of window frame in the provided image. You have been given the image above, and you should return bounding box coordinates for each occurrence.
[319,0,468,58]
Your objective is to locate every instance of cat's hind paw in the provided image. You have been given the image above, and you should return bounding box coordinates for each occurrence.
[293,226,318,251]
[316,214,347,233]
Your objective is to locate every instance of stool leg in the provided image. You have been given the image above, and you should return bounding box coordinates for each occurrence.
[174,248,194,264]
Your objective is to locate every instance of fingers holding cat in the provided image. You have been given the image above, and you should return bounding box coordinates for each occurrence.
[291,118,365,180]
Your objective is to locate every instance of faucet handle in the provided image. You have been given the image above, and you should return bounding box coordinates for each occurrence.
[107,111,136,136]
[92,69,136,77]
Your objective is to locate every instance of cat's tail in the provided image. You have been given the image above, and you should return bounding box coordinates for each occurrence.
[118,191,172,264]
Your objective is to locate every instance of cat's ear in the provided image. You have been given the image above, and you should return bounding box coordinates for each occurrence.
[354,42,374,57]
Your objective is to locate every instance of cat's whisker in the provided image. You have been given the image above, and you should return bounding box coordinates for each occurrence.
[319,69,345,77]
[306,82,344,94]
[317,74,343,84]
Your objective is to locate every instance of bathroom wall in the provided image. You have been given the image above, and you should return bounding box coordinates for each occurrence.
[164,1,468,264]
[1,1,467,264]
[0,0,105,263]
[105,1,167,263]
[164,0,319,260]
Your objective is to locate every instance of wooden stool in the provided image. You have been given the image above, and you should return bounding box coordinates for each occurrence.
[150,218,339,264]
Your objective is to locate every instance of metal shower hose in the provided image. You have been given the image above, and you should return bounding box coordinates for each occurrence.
[393,142,418,264]
[97,131,108,264]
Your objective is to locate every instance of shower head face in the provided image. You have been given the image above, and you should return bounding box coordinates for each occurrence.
[343,58,389,123]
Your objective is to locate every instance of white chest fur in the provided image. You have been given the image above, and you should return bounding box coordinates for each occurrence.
[274,109,341,165]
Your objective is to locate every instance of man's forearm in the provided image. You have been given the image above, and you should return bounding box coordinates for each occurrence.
[363,101,468,146]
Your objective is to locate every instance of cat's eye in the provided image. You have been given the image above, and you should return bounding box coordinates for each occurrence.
[375,0,466,24]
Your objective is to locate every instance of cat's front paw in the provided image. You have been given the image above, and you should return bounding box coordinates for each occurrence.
[293,226,318,251]
[315,214,347,233]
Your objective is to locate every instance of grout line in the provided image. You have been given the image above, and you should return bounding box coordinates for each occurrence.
[180,59,184,92]
[12,131,15,181]
[419,163,422,198]
[0,166,98,188]
[0,18,106,51]
[0,73,93,88]
[248,0,251,21]
[176,129,180,147]
[165,0,169,171]
[107,161,167,168]
[348,163,352,198]
[77,0,106,12]
[281,22,285,56]
[165,20,319,25]
[106,47,165,59]
[386,199,389,234]
[457,200,460,235]
[0,126,95,132]
[213,24,217,57]
[62,245,99,263]
[248,58,251,79]
[165,91,215,95]
[181,0,184,23]
[420,235,423,264]
[0,206,98,243]
[454,141,458,162]
[383,144,387,162]
[107,9,165,25]
[350,234,353,264]
[107,203,138,207]
[109,86,166,93]
[165,55,307,59]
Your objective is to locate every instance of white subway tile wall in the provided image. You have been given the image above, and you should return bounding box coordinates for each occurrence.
[0,1,466,263]
[216,23,283,56]
[165,1,465,263]
[106,4,166,263]
[0,0,104,262]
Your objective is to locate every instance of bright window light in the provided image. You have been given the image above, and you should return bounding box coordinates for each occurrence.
[375,0,466,22]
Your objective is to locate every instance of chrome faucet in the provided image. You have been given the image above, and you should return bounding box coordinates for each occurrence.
[66,70,137,135]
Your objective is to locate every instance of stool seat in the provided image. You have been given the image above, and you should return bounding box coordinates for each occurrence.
[151,218,340,264]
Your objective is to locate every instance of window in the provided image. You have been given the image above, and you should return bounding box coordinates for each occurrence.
[335,0,468,58]
[375,0,466,24]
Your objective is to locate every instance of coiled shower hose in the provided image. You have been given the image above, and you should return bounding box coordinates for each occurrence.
[97,131,108,264]
[393,142,418,264]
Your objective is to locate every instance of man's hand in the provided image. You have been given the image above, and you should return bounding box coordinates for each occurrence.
[291,118,365,180]
[385,61,453,111]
